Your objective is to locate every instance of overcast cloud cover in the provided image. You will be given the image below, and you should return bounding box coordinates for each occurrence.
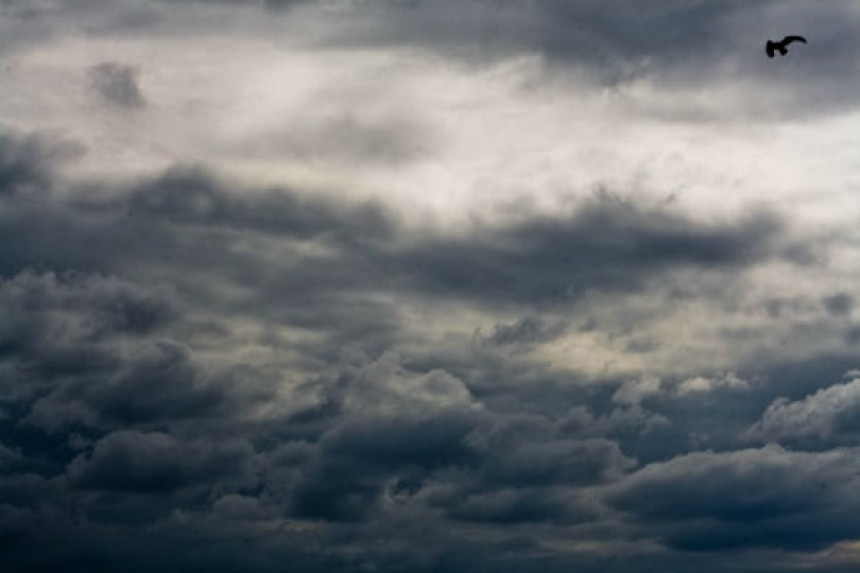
[2,1,860,571]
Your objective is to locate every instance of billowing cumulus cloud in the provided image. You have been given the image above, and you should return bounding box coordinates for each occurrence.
[67,430,252,492]
[745,376,860,446]
[2,2,860,572]
[605,445,860,552]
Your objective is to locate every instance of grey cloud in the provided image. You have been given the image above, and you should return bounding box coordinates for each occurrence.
[25,340,226,431]
[445,488,595,525]
[158,0,315,11]
[823,292,854,316]
[22,0,858,122]
[288,354,481,521]
[482,316,568,347]
[0,130,82,197]
[0,473,61,510]
[308,1,860,120]
[336,352,476,417]
[155,0,288,5]
[0,123,857,571]
[612,377,662,407]
[0,443,23,469]
[7,0,860,123]
[67,430,252,492]
[321,414,479,472]
[745,377,860,445]
[119,166,396,244]
[0,270,174,349]
[477,437,635,488]
[0,127,802,321]
[291,413,478,521]
[49,161,798,326]
[3,4,860,573]
[0,270,220,435]
[408,413,637,524]
[382,200,787,308]
[88,61,146,108]
[242,113,438,166]
[606,445,860,551]
[263,0,309,9]
[281,354,631,525]
[637,353,860,460]
[558,404,669,443]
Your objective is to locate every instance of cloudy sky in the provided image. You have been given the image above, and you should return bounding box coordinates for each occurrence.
[2,1,860,571]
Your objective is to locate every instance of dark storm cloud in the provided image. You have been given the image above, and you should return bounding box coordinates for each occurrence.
[605,445,860,552]
[0,271,233,502]
[299,0,860,119]
[67,430,252,492]
[2,5,859,573]
[14,0,860,97]
[629,354,860,463]
[387,201,785,307]
[0,271,175,413]
[322,414,478,471]
[336,0,762,66]
[5,1,858,122]
[443,488,594,525]
[1,124,857,572]
[49,158,795,318]
[119,165,395,243]
[0,269,174,350]
[24,340,226,431]
[279,351,483,521]
[292,413,479,521]
[88,61,146,108]
[0,130,82,197]
[744,376,860,447]
[477,437,634,488]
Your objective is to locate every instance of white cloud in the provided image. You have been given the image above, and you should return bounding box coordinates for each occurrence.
[746,377,860,443]
[677,373,748,396]
[343,351,480,418]
[612,376,662,406]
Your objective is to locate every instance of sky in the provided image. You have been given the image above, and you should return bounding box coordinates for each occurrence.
[2,0,860,571]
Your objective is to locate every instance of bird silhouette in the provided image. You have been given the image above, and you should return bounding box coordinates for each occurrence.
[766,36,807,58]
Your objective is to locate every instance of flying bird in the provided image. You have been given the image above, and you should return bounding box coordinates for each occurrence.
[766,35,807,58]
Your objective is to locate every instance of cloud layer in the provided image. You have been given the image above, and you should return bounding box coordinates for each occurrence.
[2,2,860,572]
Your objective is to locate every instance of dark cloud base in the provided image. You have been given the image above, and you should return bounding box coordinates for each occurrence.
[0,84,858,571]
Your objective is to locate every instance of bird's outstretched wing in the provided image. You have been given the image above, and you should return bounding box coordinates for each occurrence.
[765,41,777,58]
[783,35,807,45]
